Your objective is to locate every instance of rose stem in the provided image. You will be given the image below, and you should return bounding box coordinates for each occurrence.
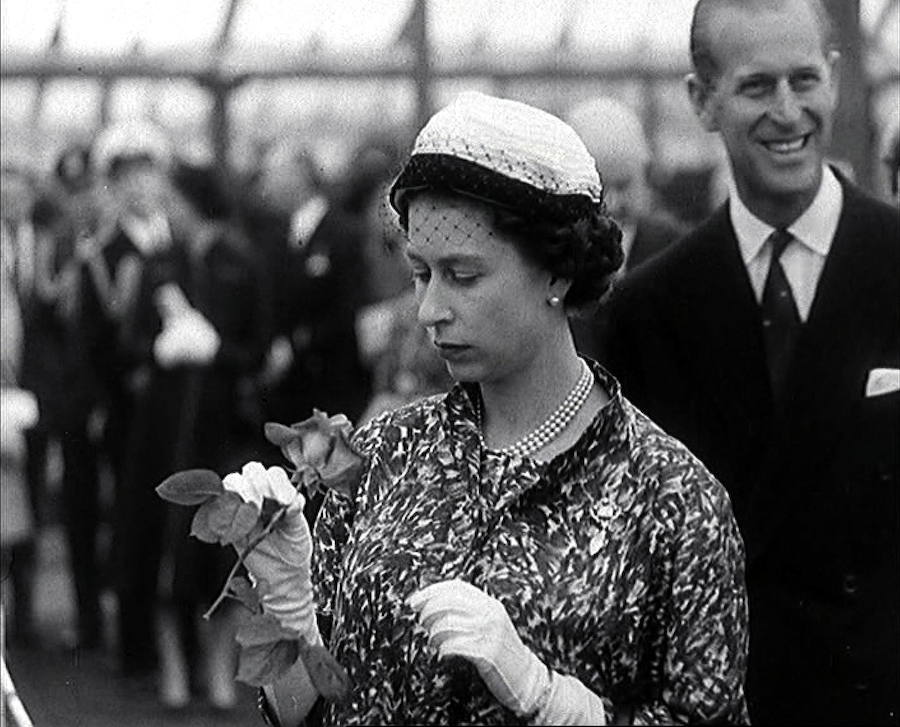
[202,507,287,620]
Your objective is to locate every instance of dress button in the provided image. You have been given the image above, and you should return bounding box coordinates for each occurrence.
[842,573,859,595]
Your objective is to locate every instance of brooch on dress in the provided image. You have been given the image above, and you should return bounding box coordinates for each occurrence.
[588,497,621,556]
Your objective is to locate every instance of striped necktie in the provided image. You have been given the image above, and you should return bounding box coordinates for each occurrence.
[761,228,800,398]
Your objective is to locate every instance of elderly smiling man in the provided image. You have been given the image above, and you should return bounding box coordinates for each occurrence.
[601,0,900,724]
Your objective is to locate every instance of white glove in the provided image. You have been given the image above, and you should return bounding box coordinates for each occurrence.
[0,387,39,456]
[153,323,182,369]
[226,463,320,643]
[177,310,221,365]
[408,579,607,724]
[153,309,221,368]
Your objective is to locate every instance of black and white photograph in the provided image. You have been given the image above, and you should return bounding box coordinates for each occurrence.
[1,1,898,725]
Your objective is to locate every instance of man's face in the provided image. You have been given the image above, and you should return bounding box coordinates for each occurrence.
[110,159,169,218]
[257,151,316,216]
[601,164,647,228]
[689,0,839,222]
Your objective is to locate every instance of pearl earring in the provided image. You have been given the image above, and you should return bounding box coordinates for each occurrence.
[547,295,561,307]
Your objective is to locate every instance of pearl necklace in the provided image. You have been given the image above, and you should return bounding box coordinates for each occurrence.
[476,358,593,458]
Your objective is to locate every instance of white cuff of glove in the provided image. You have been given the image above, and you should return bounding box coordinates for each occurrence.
[533,671,607,726]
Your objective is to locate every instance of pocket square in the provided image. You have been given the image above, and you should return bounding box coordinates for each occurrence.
[865,368,900,397]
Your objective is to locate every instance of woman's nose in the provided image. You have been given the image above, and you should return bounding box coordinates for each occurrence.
[416,280,452,327]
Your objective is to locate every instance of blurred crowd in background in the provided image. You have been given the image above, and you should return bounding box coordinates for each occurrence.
[2,89,899,717]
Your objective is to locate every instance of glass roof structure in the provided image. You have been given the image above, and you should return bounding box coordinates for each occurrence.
[1,0,898,194]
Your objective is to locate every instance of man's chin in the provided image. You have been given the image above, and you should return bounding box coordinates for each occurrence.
[757,161,823,204]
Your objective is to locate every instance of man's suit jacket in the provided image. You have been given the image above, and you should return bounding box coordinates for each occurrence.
[601,177,899,725]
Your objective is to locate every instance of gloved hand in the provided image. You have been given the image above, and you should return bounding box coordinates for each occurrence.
[408,579,550,716]
[153,323,182,369]
[226,463,320,642]
[153,309,221,368]
[0,387,39,456]
[175,309,221,365]
[408,579,608,724]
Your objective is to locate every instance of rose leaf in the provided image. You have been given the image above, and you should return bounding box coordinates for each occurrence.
[236,640,301,686]
[156,469,224,506]
[298,638,351,704]
[190,501,220,543]
[236,610,300,646]
[227,576,261,612]
[205,491,259,545]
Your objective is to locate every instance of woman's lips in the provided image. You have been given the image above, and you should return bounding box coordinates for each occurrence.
[434,342,472,360]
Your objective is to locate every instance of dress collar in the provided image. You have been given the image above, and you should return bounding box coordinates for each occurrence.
[443,358,631,472]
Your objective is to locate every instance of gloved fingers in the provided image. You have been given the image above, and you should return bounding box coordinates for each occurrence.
[434,633,492,668]
[407,578,488,613]
[409,581,476,616]
[247,531,311,568]
[423,612,480,650]
[264,466,301,509]
[415,596,478,631]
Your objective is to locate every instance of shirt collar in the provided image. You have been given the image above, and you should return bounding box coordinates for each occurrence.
[729,165,843,263]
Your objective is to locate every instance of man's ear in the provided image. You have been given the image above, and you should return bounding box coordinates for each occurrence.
[825,49,841,103]
[686,73,719,133]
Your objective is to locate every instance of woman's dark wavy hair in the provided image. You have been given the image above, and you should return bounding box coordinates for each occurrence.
[488,204,623,314]
[389,153,624,313]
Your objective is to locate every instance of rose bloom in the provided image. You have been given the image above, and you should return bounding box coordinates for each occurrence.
[265,410,364,497]
[223,461,297,510]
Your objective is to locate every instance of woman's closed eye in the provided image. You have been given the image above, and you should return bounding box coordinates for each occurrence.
[411,266,480,287]
[445,268,480,285]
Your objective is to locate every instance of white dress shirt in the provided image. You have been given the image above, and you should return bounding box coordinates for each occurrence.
[729,166,843,322]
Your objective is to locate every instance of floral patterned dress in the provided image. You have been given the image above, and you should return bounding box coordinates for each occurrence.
[312,361,749,725]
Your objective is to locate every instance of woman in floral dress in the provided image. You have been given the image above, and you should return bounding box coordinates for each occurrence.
[238,92,749,726]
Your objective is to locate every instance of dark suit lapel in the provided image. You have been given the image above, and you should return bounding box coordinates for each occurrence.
[667,206,773,428]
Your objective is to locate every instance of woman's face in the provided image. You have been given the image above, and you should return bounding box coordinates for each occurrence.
[405,192,559,383]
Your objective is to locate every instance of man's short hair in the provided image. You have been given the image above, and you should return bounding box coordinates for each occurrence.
[690,0,836,86]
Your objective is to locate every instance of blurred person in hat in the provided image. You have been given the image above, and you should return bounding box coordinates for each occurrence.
[601,0,900,722]
[77,117,189,676]
[222,91,748,726]
[564,96,685,360]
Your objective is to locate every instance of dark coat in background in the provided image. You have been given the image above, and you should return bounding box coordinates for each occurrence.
[572,211,683,361]
[111,226,269,669]
[264,202,372,427]
[600,176,900,725]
